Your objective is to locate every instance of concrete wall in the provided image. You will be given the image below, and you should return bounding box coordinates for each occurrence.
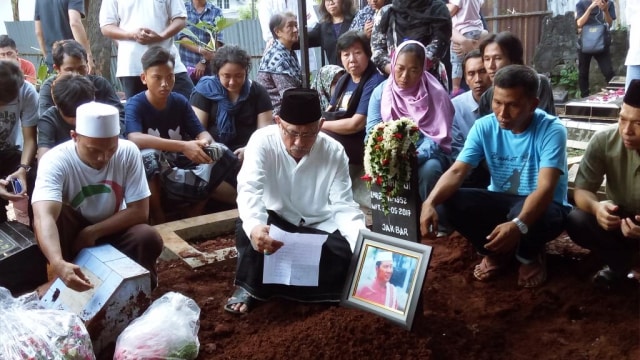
[548,0,629,28]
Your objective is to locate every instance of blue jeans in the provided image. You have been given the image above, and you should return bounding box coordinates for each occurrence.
[442,189,569,263]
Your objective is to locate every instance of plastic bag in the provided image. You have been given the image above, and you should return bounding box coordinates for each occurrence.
[113,292,201,360]
[0,287,95,360]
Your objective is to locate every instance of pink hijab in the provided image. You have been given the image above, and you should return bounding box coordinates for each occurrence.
[380,40,453,153]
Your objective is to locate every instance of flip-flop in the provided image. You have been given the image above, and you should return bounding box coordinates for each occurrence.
[473,255,505,281]
[518,253,547,288]
[224,286,254,314]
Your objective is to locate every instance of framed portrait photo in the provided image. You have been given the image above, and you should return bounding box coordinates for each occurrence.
[341,229,432,330]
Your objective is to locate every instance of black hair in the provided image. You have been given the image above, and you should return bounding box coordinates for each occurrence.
[269,12,296,40]
[493,65,539,99]
[396,43,426,68]
[51,74,96,118]
[462,49,482,74]
[0,35,17,50]
[141,45,175,71]
[0,60,23,104]
[336,30,372,58]
[212,45,252,75]
[479,32,524,65]
[52,40,88,68]
[318,0,356,23]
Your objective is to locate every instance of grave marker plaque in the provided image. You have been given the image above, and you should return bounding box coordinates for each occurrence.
[0,221,47,295]
[370,157,420,243]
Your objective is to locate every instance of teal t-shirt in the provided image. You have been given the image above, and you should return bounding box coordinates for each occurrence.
[458,109,570,207]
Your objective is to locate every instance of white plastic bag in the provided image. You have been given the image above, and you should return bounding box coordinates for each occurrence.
[113,292,201,360]
[0,287,95,359]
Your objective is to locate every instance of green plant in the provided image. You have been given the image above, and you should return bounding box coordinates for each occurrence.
[35,62,53,91]
[552,65,581,99]
[175,17,238,51]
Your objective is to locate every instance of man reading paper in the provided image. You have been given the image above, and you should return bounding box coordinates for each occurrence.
[225,88,366,314]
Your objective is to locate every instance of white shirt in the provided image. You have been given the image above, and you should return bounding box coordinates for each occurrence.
[237,125,366,250]
[32,139,150,224]
[99,0,188,77]
[626,1,640,66]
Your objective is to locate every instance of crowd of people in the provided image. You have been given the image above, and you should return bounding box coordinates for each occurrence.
[0,0,637,317]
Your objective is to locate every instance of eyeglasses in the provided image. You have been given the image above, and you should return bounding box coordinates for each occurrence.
[280,124,319,139]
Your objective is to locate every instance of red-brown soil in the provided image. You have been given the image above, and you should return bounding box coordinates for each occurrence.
[153,233,639,360]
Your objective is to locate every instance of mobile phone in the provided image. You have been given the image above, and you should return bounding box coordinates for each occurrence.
[6,178,23,195]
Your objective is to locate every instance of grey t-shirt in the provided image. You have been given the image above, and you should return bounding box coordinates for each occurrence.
[0,82,39,151]
[34,0,85,66]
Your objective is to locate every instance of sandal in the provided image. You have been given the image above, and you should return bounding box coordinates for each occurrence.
[224,286,254,314]
[518,253,547,288]
[473,255,506,281]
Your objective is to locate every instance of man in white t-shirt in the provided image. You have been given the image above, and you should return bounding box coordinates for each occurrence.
[99,0,194,99]
[32,102,163,292]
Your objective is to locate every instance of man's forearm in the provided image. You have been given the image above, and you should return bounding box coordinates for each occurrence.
[573,188,601,215]
[21,127,37,166]
[515,188,555,227]
[160,18,186,40]
[69,11,92,58]
[35,21,47,58]
[425,163,468,207]
[34,212,64,265]
[128,133,188,153]
[101,24,136,41]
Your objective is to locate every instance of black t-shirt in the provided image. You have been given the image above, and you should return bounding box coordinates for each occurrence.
[190,81,272,150]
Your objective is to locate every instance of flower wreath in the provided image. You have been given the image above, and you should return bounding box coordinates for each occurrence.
[361,118,419,214]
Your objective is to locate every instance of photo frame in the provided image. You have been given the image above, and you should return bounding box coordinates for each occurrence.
[341,229,432,330]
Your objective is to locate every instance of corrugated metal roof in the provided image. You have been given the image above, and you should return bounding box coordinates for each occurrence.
[220,19,265,80]
[4,20,41,67]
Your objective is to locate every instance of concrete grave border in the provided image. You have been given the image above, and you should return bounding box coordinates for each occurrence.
[154,209,238,268]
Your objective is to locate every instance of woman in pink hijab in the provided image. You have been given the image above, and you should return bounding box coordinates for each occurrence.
[366,40,454,200]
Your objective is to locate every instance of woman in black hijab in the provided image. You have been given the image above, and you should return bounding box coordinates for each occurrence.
[371,0,452,89]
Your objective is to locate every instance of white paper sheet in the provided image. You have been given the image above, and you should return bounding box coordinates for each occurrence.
[263,225,328,286]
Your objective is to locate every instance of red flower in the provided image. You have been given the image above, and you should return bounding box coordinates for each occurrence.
[381,158,390,166]
[361,174,372,182]
[393,133,403,139]
[376,176,383,185]
[374,144,381,150]
[376,136,384,141]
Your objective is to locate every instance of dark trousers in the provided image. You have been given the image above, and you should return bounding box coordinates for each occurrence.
[566,208,639,274]
[57,206,164,288]
[442,189,568,262]
[578,49,615,97]
[235,211,353,302]
[119,72,194,100]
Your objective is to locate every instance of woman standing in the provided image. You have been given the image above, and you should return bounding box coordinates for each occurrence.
[367,40,454,201]
[191,45,273,163]
[308,0,357,66]
[257,12,303,115]
[370,0,451,88]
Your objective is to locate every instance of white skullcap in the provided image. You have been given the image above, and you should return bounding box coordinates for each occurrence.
[75,102,120,138]
[375,251,393,263]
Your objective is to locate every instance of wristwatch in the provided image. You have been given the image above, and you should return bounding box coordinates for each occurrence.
[512,217,529,234]
[200,58,207,64]
[17,164,31,173]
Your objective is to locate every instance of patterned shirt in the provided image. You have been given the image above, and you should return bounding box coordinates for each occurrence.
[177,1,224,69]
[349,6,376,33]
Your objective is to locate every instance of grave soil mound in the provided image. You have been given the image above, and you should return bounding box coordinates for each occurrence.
[153,233,639,360]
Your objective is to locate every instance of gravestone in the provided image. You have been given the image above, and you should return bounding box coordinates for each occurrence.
[0,221,47,295]
[40,244,152,356]
[370,157,421,243]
